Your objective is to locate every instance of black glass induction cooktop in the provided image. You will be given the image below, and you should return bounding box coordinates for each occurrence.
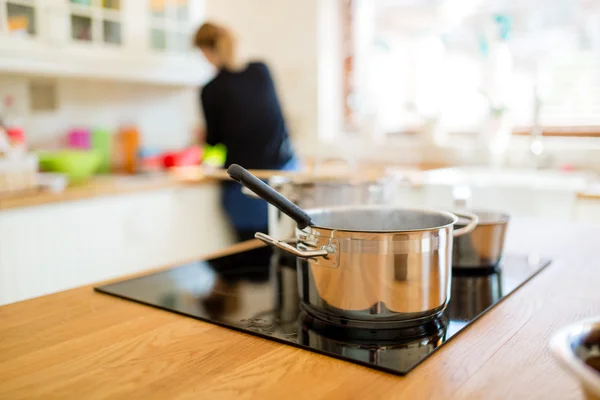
[95,247,550,375]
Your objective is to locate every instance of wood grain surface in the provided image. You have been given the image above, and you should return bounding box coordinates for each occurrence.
[578,191,600,200]
[1,220,599,399]
[0,174,193,210]
[0,165,388,211]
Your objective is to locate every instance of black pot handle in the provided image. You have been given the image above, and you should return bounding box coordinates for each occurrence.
[227,164,312,229]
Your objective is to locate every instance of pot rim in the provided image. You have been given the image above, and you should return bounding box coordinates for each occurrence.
[300,204,461,234]
[456,209,510,226]
[269,174,392,187]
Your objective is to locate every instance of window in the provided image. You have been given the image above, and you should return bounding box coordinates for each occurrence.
[344,0,600,137]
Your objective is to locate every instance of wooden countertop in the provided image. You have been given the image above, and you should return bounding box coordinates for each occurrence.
[0,163,430,211]
[0,174,196,211]
[0,168,369,211]
[578,192,600,200]
[1,218,599,399]
[578,182,600,200]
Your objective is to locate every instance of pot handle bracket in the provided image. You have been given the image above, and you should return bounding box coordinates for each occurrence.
[452,211,479,237]
[255,232,339,268]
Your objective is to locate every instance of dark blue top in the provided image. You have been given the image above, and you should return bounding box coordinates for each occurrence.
[200,62,295,169]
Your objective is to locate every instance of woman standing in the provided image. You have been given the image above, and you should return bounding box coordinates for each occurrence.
[194,22,299,241]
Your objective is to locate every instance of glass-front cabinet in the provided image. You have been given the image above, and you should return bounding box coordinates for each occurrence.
[67,0,122,45]
[149,0,192,52]
[0,0,45,46]
[0,0,207,85]
[3,0,38,39]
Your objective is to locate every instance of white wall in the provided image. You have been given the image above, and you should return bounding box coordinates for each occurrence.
[205,0,322,150]
[317,0,344,144]
[0,75,200,151]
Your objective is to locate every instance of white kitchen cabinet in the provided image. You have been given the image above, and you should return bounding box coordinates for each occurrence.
[0,184,234,305]
[170,184,236,262]
[573,197,600,223]
[0,0,211,85]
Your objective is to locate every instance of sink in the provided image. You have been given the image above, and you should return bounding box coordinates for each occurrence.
[421,167,591,191]
[411,167,594,219]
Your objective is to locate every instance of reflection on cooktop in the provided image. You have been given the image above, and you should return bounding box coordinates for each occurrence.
[95,247,550,375]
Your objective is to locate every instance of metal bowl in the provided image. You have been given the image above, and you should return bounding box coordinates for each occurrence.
[549,316,600,400]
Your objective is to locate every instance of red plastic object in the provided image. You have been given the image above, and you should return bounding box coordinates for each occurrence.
[139,146,202,171]
[5,127,25,144]
[163,146,202,168]
[140,155,164,169]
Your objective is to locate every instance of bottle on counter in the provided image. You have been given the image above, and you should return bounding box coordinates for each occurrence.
[91,128,112,174]
[113,124,140,175]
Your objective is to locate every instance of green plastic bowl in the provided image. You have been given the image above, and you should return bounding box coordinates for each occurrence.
[38,150,101,184]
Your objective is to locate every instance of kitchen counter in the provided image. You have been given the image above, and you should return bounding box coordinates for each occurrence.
[0,167,358,211]
[2,162,599,211]
[0,161,448,211]
[0,174,203,210]
[578,192,600,200]
[1,218,599,399]
[578,181,600,200]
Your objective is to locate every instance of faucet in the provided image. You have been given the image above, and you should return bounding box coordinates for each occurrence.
[527,84,553,169]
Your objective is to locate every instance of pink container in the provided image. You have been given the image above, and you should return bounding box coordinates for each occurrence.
[67,128,91,150]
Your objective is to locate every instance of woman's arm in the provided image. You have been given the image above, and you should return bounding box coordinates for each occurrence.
[200,86,220,146]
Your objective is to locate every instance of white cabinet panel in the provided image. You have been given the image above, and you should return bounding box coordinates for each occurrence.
[574,198,600,223]
[0,184,234,305]
[0,0,210,85]
[171,185,235,262]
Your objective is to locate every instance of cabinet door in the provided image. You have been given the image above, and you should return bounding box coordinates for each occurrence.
[147,0,203,54]
[0,0,125,56]
[64,0,124,47]
[172,185,235,261]
[0,0,49,50]
[0,186,234,306]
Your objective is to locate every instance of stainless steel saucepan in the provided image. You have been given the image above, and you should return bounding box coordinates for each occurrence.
[227,164,479,326]
[452,210,510,270]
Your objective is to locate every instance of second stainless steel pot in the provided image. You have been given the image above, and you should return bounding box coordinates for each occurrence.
[452,211,510,269]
